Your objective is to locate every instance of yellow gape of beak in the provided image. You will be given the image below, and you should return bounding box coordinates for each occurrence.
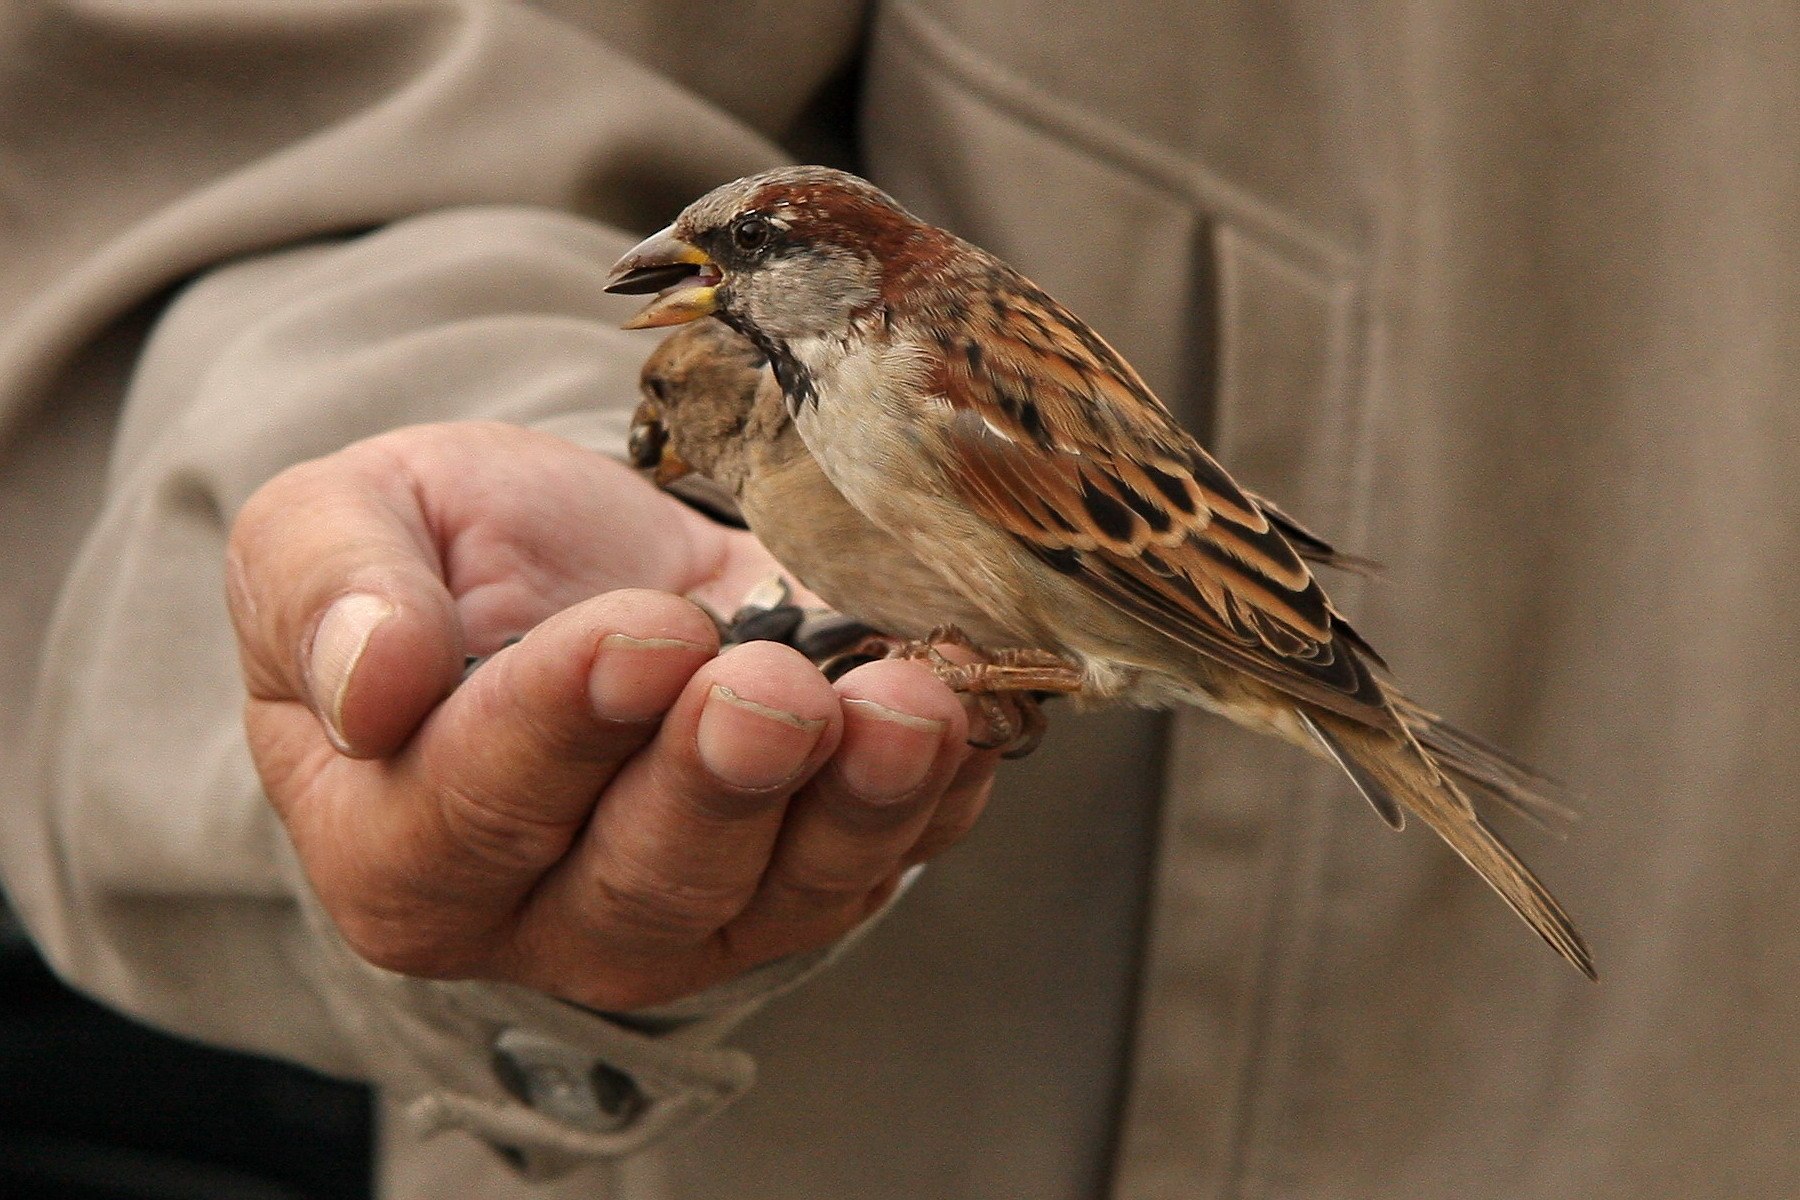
[604,226,721,329]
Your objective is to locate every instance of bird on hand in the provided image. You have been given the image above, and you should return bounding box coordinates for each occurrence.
[628,316,1089,759]
[605,166,1595,980]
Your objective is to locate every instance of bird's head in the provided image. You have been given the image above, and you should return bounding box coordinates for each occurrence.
[605,166,940,345]
[629,319,783,494]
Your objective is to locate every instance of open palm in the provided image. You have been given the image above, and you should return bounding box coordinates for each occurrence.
[226,421,997,1010]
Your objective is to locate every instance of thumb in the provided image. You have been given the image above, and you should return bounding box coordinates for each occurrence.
[227,447,462,757]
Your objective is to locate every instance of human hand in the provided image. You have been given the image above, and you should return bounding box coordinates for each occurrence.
[225,421,998,1009]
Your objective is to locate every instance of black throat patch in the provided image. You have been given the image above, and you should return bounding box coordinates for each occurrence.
[722,315,818,417]
[770,349,819,418]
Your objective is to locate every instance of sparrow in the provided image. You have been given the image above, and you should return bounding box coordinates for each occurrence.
[630,318,1023,653]
[604,166,1596,979]
[631,318,1090,755]
[632,318,1383,753]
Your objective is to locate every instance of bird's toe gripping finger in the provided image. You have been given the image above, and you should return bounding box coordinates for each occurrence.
[885,638,1085,699]
[964,693,1016,752]
[962,693,1056,759]
[879,639,1074,759]
[934,657,1087,698]
[961,692,1052,758]
[1000,695,1051,759]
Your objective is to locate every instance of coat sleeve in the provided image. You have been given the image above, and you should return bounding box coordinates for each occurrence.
[0,0,870,1173]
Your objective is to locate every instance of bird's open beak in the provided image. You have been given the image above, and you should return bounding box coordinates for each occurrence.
[605,226,721,330]
[627,398,694,485]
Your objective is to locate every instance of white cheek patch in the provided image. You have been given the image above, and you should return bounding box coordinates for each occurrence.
[744,250,879,342]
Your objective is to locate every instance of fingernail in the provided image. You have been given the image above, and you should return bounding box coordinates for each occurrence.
[696,684,826,790]
[837,698,947,801]
[307,593,394,748]
[589,633,713,723]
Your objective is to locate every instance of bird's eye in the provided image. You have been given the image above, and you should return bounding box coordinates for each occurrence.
[732,214,772,253]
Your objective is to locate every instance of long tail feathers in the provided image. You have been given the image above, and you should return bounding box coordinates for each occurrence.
[1399,702,1582,834]
[1300,711,1405,830]
[1304,710,1597,981]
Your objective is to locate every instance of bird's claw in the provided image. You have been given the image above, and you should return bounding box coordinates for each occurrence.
[877,627,1082,759]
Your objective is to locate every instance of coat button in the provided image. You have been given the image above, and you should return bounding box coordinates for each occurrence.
[492,1029,646,1133]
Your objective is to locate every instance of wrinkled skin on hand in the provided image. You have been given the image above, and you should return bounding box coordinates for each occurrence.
[225,421,1002,1010]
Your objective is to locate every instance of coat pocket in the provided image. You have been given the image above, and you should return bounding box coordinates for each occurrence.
[865,0,1370,514]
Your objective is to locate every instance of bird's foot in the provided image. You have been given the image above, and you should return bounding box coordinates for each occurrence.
[883,628,1083,759]
[716,597,1081,758]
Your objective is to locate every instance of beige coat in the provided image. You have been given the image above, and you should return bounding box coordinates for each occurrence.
[3,2,1796,1196]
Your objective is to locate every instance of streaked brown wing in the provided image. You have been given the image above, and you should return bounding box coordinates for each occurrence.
[931,267,1394,727]
[1245,489,1385,581]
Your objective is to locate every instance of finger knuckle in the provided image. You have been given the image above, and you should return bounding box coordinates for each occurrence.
[503,676,626,766]
[771,858,886,908]
[587,856,754,942]
[434,778,575,876]
[825,789,931,833]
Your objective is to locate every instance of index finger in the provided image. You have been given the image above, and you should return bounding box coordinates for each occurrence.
[512,641,844,970]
